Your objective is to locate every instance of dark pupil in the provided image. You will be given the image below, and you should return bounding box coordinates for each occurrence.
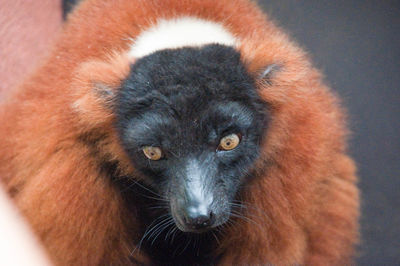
[226,141,231,146]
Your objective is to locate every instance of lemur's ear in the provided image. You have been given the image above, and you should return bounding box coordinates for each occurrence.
[71,52,133,127]
[254,64,281,85]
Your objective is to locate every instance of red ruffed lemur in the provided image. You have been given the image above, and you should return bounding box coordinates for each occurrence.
[0,0,360,265]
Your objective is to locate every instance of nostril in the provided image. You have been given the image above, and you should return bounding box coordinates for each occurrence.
[209,211,214,221]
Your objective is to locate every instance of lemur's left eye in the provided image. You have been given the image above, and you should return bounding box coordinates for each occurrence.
[143,146,163,160]
[218,133,241,151]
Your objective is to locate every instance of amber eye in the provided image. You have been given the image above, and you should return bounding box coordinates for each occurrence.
[218,133,241,151]
[142,146,163,160]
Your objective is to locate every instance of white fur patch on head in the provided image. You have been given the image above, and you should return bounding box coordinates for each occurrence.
[129,17,238,58]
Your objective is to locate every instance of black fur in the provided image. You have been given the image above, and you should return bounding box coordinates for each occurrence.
[62,0,80,20]
[113,44,269,264]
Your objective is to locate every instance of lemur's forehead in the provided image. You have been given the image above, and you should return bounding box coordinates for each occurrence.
[118,44,255,114]
[129,16,239,59]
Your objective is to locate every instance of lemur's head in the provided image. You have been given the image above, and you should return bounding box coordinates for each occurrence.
[116,44,269,233]
[73,18,276,234]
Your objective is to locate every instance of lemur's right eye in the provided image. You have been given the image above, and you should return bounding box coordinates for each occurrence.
[218,133,241,151]
[142,146,163,160]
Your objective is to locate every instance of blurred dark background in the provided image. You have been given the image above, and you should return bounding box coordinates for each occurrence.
[258,0,400,264]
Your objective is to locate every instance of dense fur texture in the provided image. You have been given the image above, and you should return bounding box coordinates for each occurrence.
[0,0,359,265]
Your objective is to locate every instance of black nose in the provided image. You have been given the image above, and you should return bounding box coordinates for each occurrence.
[184,208,214,230]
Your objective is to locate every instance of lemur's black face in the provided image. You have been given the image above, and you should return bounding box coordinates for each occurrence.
[116,44,268,233]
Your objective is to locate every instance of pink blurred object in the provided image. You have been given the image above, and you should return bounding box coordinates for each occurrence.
[0,185,52,265]
[0,0,62,97]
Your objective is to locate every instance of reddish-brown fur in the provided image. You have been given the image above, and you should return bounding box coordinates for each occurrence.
[0,0,359,265]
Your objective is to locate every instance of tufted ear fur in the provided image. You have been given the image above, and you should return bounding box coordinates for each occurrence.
[71,52,133,128]
[253,63,281,85]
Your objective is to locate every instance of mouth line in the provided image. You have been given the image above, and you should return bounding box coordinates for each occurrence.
[180,227,214,234]
[175,222,219,234]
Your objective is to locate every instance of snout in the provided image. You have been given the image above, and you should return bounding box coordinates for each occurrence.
[172,195,218,233]
[182,195,216,231]
[169,159,229,233]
